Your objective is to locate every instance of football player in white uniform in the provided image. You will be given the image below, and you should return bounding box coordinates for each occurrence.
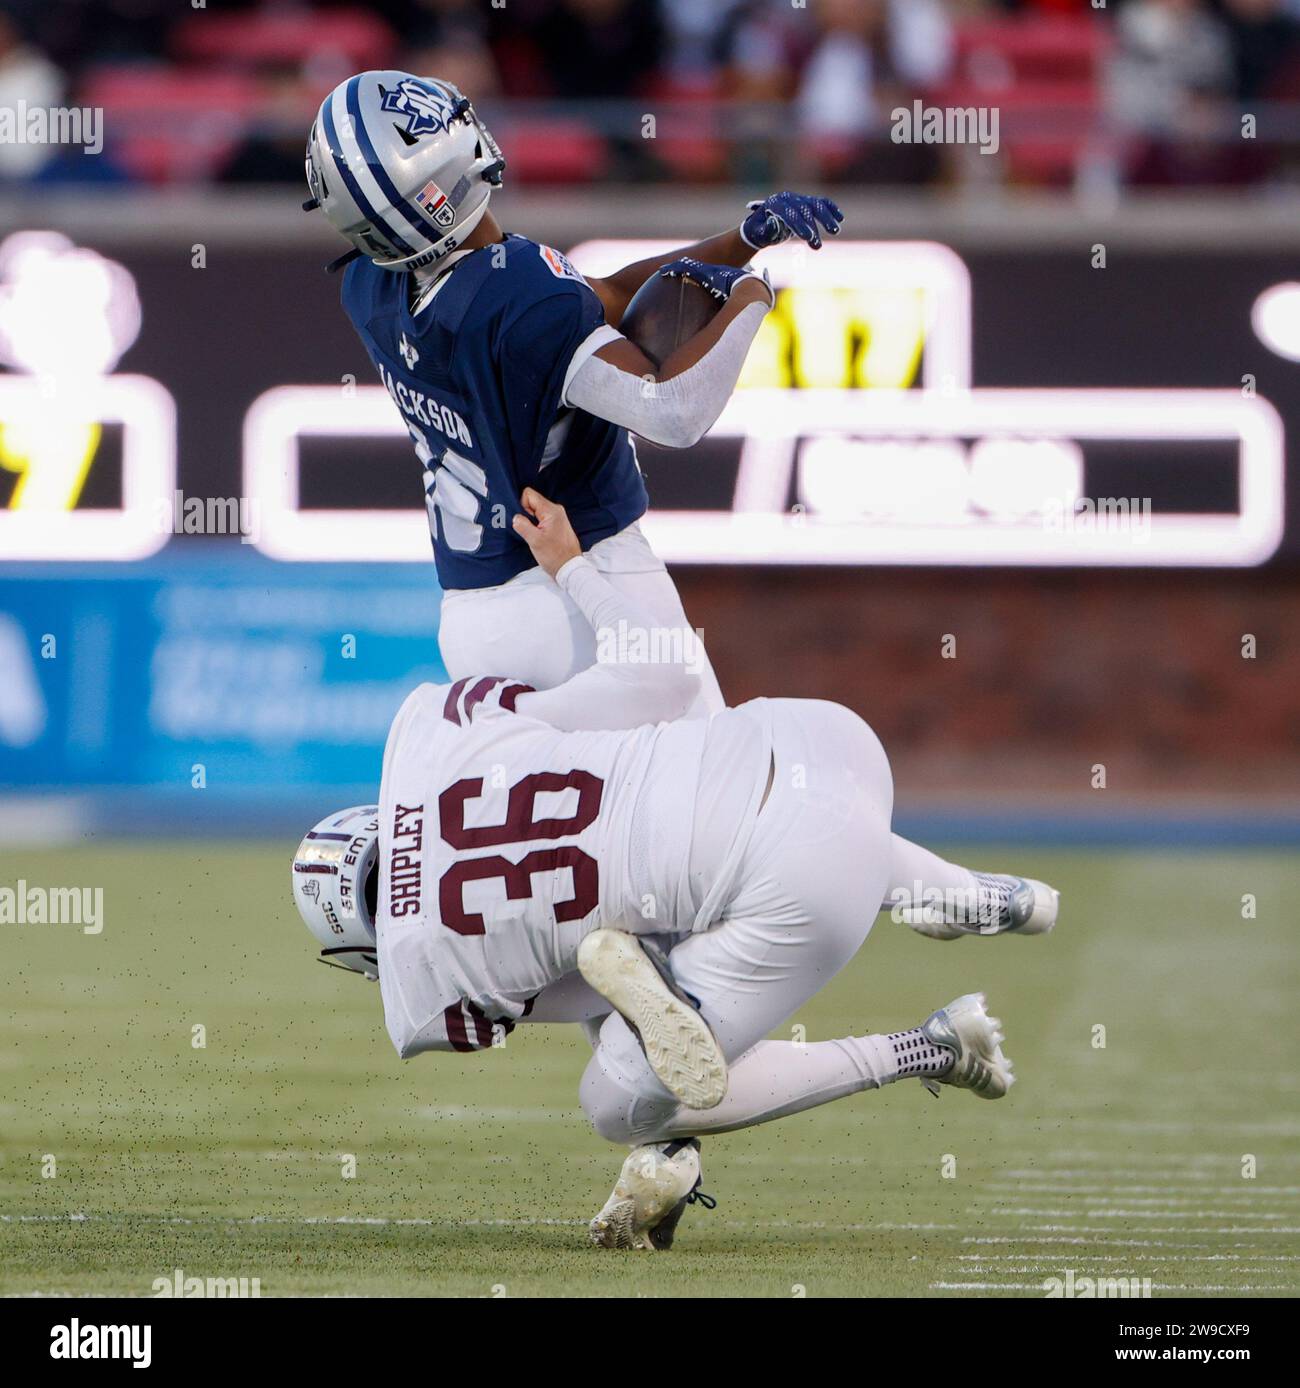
[293,490,1059,1250]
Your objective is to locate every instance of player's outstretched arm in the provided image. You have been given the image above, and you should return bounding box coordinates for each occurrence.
[565,263,772,449]
[587,191,843,326]
[509,489,702,732]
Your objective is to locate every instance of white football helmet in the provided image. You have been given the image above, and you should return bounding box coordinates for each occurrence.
[292,805,381,979]
[304,70,505,271]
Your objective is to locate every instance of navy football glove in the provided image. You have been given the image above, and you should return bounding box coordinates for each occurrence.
[740,191,844,251]
[657,256,773,305]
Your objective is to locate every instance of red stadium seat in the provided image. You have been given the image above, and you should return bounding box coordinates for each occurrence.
[953,15,1112,86]
[169,9,395,73]
[938,16,1115,185]
[934,78,1103,184]
[639,75,729,182]
[493,119,609,184]
[80,66,261,183]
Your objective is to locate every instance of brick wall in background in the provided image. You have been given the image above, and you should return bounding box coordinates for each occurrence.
[675,568,1300,801]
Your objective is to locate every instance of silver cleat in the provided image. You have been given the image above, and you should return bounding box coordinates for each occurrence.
[918,991,1015,1100]
[901,874,1059,940]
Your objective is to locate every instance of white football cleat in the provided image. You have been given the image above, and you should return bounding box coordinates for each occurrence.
[577,928,727,1110]
[1004,876,1058,935]
[589,1138,714,1251]
[901,874,1059,940]
[918,991,1015,1100]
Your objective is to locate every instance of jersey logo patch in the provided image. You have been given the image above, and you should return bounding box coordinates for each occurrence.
[379,78,459,137]
[398,332,420,369]
[539,245,586,284]
[417,179,455,229]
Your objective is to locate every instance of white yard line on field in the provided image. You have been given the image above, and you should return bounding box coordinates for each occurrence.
[1002,1119,1300,1138]
[958,1252,1300,1262]
[931,1282,1045,1291]
[964,1233,1295,1245]
[6,1211,1295,1251]
[975,1207,1298,1220]
[1002,1166,1300,1180]
[0,1212,961,1234]
[931,1281,1293,1293]
[1015,1155,1294,1170]
[982,1183,1300,1197]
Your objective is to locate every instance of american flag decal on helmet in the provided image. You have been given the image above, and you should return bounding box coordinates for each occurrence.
[417,179,455,228]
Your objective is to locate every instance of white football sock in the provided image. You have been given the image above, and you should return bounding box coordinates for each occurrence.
[882,1026,954,1079]
[883,833,977,914]
[631,1032,935,1139]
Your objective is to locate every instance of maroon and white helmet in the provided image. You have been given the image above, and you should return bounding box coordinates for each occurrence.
[291,805,381,980]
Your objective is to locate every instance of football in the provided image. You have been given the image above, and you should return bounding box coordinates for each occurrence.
[619,271,722,368]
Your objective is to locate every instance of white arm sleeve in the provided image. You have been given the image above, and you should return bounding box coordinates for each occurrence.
[562,300,768,449]
[512,556,702,732]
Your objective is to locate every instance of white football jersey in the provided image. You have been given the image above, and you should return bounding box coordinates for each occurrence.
[375,676,772,1058]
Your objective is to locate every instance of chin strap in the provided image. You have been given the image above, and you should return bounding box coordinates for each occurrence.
[317,946,379,980]
[325,247,363,274]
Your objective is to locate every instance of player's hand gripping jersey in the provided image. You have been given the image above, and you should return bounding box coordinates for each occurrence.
[341,235,646,589]
[373,555,773,1056]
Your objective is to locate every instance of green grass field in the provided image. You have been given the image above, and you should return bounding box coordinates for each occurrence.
[2,843,1297,1298]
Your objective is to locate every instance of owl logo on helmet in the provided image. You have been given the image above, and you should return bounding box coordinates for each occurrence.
[379,78,460,138]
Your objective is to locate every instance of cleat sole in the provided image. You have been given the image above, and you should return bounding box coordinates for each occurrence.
[578,929,727,1110]
[589,1197,637,1250]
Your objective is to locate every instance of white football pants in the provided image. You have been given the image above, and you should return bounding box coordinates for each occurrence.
[579,698,900,1145]
[437,522,724,719]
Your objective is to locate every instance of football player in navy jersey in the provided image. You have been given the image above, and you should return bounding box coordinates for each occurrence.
[306,70,844,712]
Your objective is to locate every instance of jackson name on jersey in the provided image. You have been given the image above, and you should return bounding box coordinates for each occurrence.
[341,234,648,590]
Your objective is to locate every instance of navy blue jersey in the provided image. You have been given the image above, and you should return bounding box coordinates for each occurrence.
[340,234,647,590]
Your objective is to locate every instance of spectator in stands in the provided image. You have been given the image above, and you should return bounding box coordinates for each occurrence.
[657,0,747,81]
[398,0,503,101]
[1109,0,1233,135]
[525,0,665,99]
[404,0,495,47]
[0,14,64,180]
[719,0,953,183]
[403,35,501,104]
[796,0,953,139]
[222,62,319,185]
[1217,0,1300,99]
[799,0,954,182]
[36,0,180,72]
[1110,0,1276,183]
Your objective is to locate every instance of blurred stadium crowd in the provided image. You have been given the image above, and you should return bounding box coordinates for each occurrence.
[2,0,1300,189]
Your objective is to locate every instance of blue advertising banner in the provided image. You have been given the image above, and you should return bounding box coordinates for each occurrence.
[0,546,447,829]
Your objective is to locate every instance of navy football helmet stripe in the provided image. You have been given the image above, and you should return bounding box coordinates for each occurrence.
[345,75,440,250]
[320,89,417,259]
